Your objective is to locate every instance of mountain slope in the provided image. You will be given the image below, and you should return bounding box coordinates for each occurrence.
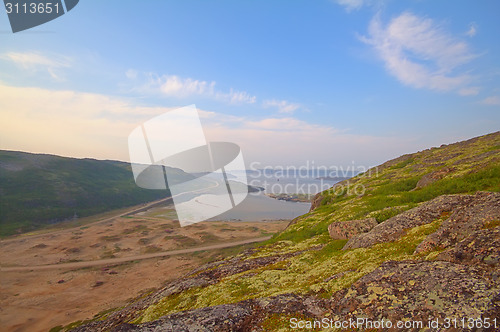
[0,150,192,236]
[68,132,499,331]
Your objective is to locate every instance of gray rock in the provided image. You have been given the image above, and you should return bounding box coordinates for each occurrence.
[415,191,500,254]
[328,218,377,240]
[436,226,500,268]
[110,294,328,332]
[343,192,495,250]
[329,260,500,327]
[414,167,455,189]
[71,250,312,332]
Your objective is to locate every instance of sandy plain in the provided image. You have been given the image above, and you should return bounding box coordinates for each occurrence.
[0,204,288,332]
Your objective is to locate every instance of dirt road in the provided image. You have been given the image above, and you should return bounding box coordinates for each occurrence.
[1,236,271,272]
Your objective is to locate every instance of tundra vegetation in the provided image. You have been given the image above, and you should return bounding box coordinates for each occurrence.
[62,132,500,331]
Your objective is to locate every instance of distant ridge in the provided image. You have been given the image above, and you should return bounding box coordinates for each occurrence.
[0,150,192,236]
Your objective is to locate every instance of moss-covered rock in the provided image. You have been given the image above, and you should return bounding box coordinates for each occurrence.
[329,260,499,325]
[344,191,499,250]
[327,218,377,240]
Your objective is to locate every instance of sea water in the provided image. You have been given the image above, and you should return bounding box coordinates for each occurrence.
[209,170,349,221]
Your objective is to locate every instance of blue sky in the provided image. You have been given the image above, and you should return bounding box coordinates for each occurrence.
[0,0,499,168]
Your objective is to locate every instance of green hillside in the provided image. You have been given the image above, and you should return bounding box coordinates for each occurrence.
[149,132,500,315]
[277,131,500,243]
[74,131,499,330]
[0,151,191,236]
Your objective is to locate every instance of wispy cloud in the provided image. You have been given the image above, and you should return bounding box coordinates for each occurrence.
[458,86,480,96]
[360,12,478,94]
[1,51,71,80]
[480,96,500,106]
[262,99,301,114]
[158,75,215,97]
[0,83,410,167]
[246,117,330,131]
[202,113,410,167]
[216,89,256,104]
[333,0,390,12]
[128,71,256,104]
[333,0,367,12]
[466,23,477,37]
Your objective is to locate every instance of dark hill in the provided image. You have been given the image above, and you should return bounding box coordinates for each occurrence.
[0,150,192,236]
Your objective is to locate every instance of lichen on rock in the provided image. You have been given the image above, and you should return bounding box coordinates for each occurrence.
[328,218,377,240]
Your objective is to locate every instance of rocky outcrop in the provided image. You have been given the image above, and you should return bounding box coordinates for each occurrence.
[329,259,500,327]
[343,192,498,250]
[415,191,500,254]
[111,294,328,332]
[329,226,500,328]
[328,218,377,240]
[436,226,500,268]
[331,223,500,331]
[71,249,314,332]
[415,167,455,189]
[329,193,500,328]
[309,192,324,212]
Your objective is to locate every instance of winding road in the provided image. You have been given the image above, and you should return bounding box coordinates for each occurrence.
[0,236,271,272]
[1,177,268,273]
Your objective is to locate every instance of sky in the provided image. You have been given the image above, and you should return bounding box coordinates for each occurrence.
[0,0,499,169]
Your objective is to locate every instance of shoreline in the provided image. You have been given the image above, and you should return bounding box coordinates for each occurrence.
[265,193,313,203]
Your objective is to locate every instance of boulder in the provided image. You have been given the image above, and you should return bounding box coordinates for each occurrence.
[110,293,328,332]
[415,167,454,189]
[343,193,482,250]
[329,260,500,324]
[436,226,500,268]
[328,218,377,240]
[414,191,500,254]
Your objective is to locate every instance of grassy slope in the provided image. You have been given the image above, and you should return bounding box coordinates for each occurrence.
[0,150,191,236]
[135,132,500,322]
